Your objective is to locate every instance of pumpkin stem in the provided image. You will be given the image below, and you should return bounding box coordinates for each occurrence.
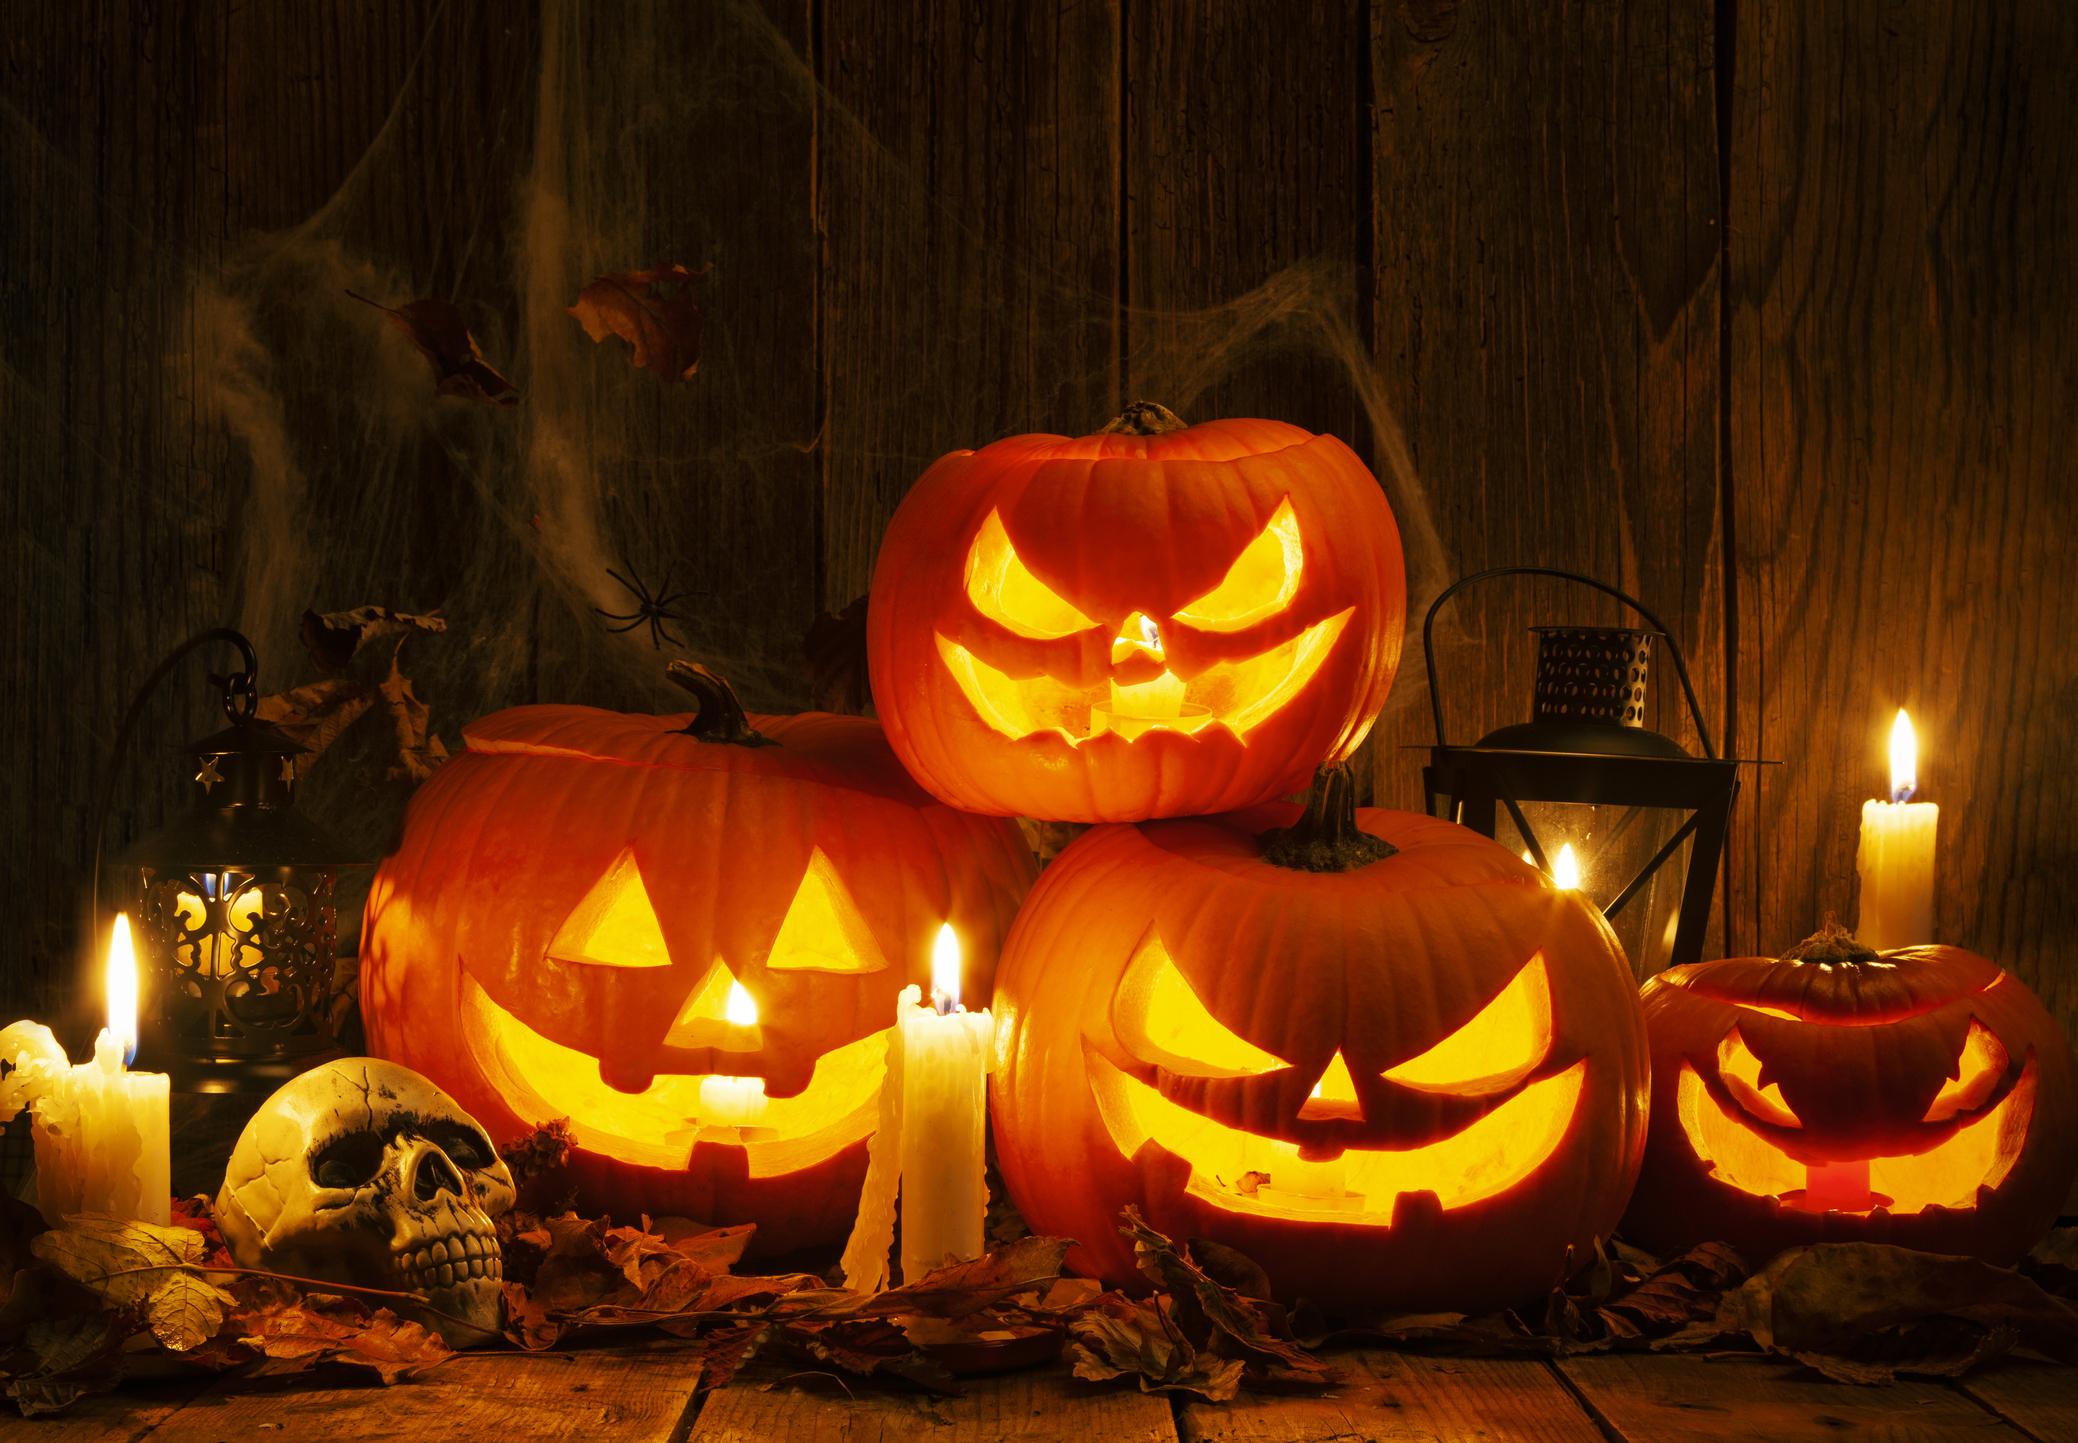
[1780,913,1881,964]
[666,661,774,747]
[1259,765,1396,872]
[1098,400,1189,436]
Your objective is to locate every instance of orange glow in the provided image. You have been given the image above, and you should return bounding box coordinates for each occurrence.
[1922,1020,2008,1123]
[1383,954,1552,1096]
[173,886,266,980]
[1675,1060,2032,1214]
[1092,1052,1588,1224]
[1890,708,1918,801]
[1550,844,1582,891]
[766,849,890,975]
[1298,1050,1363,1121]
[723,980,758,1028]
[1736,1003,1803,1022]
[932,923,963,1009]
[1173,499,1303,631]
[547,851,673,969]
[1716,1028,1801,1128]
[463,975,884,1176]
[662,962,763,1049]
[1113,937,1287,1077]
[964,509,1097,639]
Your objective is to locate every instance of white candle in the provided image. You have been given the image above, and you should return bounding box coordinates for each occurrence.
[697,982,768,1131]
[0,915,171,1225]
[897,925,994,1283]
[1856,709,1937,951]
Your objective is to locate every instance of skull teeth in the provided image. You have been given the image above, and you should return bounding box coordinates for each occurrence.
[392,1231,503,1291]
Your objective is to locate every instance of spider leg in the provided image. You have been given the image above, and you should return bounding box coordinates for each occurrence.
[595,607,646,623]
[601,616,649,634]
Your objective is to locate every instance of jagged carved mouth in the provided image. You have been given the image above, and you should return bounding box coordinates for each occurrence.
[1088,1052,1588,1224]
[935,609,1352,744]
[1675,1060,2035,1214]
[462,976,885,1178]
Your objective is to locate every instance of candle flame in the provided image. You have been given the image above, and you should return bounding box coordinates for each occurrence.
[1552,844,1583,891]
[107,913,139,1066]
[1889,708,1918,802]
[932,923,963,1011]
[724,980,758,1028]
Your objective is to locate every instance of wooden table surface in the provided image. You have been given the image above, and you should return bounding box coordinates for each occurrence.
[9,1346,2075,1443]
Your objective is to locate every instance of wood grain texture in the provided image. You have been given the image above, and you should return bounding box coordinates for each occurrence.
[1558,1354,2021,1441]
[1962,1364,2078,1443]
[135,1348,702,1443]
[818,0,1121,610]
[1178,1350,1603,1442]
[691,1367,1177,1443]
[1726,0,2078,1030]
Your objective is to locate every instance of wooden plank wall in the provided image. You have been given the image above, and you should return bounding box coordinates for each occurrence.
[2,0,2073,1037]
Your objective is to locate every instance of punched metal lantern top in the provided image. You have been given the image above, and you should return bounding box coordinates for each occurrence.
[1421,568,1741,972]
[94,629,358,1093]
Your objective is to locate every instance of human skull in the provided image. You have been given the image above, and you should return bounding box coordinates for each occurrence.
[215,1057,515,1343]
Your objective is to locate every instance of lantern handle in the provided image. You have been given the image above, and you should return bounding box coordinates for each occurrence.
[85,627,261,963]
[1421,566,1718,760]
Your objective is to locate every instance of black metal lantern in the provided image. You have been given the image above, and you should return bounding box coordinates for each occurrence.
[91,629,357,1093]
[1421,569,1742,977]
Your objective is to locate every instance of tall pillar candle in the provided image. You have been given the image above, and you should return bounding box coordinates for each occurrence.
[1856,709,1938,951]
[896,926,993,1283]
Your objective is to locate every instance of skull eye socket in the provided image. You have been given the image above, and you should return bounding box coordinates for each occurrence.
[1717,1027,1801,1128]
[310,1129,384,1190]
[1173,498,1302,632]
[1115,935,1288,1079]
[1383,954,1554,1096]
[965,510,1098,640]
[426,1122,495,1172]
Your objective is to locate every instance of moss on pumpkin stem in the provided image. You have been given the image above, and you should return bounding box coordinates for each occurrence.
[666,660,774,747]
[1259,766,1396,873]
[1781,914,1881,964]
[1098,400,1189,436]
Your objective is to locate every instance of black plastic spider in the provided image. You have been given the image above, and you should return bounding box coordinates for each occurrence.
[595,560,693,650]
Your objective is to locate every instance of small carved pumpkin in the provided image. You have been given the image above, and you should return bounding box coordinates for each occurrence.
[867,403,1405,822]
[1624,922,2078,1263]
[988,771,1648,1312]
[361,665,1037,1255]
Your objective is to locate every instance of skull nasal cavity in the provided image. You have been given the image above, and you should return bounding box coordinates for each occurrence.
[413,1147,465,1202]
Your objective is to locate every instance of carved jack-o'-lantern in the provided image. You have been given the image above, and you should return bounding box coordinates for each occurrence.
[868,403,1405,822]
[361,666,1037,1255]
[989,772,1649,1312]
[1625,923,2078,1263]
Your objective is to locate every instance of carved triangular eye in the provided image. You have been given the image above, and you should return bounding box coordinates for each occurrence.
[1174,498,1302,632]
[549,850,672,969]
[1717,1027,1800,1128]
[1922,1020,2008,1123]
[965,509,1098,639]
[764,848,889,974]
[1114,934,1288,1078]
[1383,954,1553,1096]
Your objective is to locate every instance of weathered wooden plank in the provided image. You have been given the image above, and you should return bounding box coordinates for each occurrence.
[1726,0,2078,1027]
[1961,1364,2078,1443]
[1559,1354,2021,1441]
[0,1377,203,1443]
[138,1349,702,1443]
[1365,0,1726,974]
[1125,0,1365,447]
[691,1366,1177,1443]
[818,0,1122,610]
[1179,1350,1603,1443]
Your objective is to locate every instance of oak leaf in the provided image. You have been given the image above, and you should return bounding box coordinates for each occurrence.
[348,291,517,405]
[569,264,707,382]
[232,1297,451,1383]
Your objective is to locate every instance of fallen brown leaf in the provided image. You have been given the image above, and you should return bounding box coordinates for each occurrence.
[569,263,707,382]
[348,291,517,405]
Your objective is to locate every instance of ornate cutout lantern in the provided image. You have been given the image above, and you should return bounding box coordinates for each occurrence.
[93,629,356,1093]
[1421,569,1742,976]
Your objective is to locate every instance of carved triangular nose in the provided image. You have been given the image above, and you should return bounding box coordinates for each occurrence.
[663,960,762,1048]
[1111,611,1166,664]
[1297,1049,1364,1121]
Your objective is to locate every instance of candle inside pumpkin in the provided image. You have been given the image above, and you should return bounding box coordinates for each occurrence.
[1855,709,1937,952]
[1093,617,1212,740]
[696,982,769,1129]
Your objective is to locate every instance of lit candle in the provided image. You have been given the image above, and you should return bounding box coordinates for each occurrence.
[1526,844,1584,890]
[0,915,171,1225]
[897,925,994,1282]
[1091,617,1211,740]
[696,982,769,1130]
[1856,709,1937,951]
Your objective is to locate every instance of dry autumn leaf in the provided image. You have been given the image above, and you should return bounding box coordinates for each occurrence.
[569,263,707,382]
[347,290,518,405]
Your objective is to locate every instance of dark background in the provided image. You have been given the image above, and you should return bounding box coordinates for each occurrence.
[3,2,2073,1042]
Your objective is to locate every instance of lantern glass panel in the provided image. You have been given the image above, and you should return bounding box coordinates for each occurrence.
[1495,801,1693,981]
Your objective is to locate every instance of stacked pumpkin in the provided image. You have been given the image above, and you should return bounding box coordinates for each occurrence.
[868,402,1649,1312]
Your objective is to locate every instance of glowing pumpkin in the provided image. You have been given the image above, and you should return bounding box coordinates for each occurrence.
[1625,922,2078,1263]
[867,403,1405,822]
[988,770,1648,1312]
[361,664,1037,1255]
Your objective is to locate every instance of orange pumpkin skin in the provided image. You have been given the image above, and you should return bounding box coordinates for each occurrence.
[867,415,1405,822]
[1625,938,2078,1264]
[989,806,1648,1313]
[362,701,1036,1256]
